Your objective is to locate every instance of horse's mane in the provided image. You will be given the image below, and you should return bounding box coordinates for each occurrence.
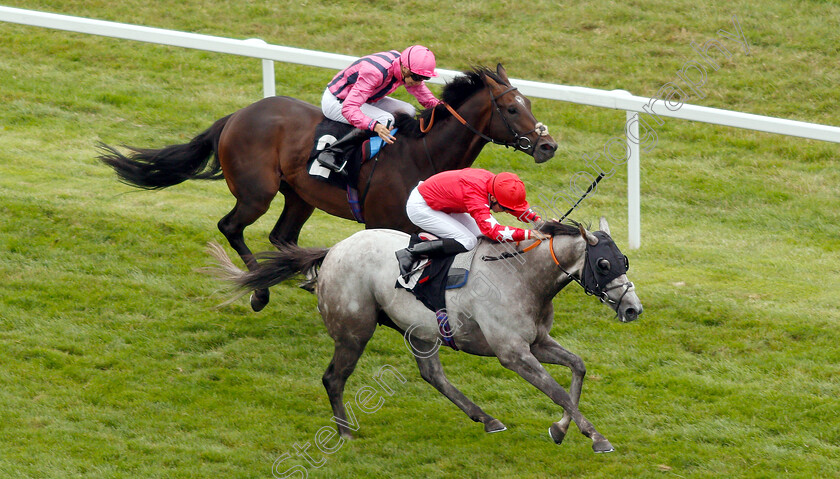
[538,220,584,237]
[394,66,505,138]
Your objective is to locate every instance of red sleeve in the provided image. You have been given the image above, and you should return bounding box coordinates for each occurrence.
[463,192,532,242]
[514,208,541,225]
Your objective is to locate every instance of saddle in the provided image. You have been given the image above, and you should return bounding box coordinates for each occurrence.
[307,119,392,188]
[395,234,476,289]
[307,118,393,223]
[394,234,481,350]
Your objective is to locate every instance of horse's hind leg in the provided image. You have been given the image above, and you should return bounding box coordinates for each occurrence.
[321,304,378,439]
[410,339,506,433]
[495,341,613,453]
[268,183,315,247]
[322,339,369,440]
[530,337,587,447]
[217,198,273,311]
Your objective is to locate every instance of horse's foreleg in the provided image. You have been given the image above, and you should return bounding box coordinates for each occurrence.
[269,183,315,247]
[218,199,272,311]
[530,337,587,447]
[410,339,506,433]
[496,345,613,453]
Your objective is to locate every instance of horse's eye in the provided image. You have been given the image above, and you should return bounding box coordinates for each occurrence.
[597,258,610,271]
[507,106,518,114]
[624,255,629,271]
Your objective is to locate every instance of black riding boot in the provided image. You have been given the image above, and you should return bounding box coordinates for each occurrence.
[396,238,469,277]
[316,128,371,176]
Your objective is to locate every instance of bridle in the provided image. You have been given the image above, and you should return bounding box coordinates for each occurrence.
[574,245,634,308]
[420,82,548,155]
[482,235,634,308]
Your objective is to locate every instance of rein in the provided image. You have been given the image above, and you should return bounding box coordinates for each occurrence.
[422,82,548,154]
[481,237,544,262]
[482,236,633,307]
[419,106,436,133]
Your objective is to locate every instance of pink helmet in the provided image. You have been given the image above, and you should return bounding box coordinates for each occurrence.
[491,172,530,211]
[401,45,438,78]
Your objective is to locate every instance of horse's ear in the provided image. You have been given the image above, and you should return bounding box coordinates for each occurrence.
[599,216,611,237]
[484,69,501,89]
[496,63,509,82]
[579,223,599,246]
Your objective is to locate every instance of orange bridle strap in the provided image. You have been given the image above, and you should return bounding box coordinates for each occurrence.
[515,237,561,267]
[419,105,436,133]
[420,101,467,133]
[549,236,560,266]
[443,101,470,126]
[519,239,541,253]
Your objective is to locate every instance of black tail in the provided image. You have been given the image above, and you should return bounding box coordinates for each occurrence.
[204,242,329,296]
[245,245,329,292]
[97,114,232,189]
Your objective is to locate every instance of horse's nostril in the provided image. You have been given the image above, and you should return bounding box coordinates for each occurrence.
[540,143,557,152]
[624,308,638,321]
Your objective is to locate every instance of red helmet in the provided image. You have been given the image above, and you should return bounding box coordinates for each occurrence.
[400,45,438,78]
[491,172,529,211]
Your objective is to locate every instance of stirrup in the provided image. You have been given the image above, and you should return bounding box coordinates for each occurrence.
[316,152,348,174]
[396,249,416,277]
[399,260,428,281]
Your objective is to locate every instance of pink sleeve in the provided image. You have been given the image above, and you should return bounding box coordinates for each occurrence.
[405,82,441,109]
[341,71,381,131]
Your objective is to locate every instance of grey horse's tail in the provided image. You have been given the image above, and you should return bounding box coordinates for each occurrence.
[203,241,328,302]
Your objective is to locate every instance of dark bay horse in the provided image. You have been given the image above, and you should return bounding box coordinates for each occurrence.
[99,64,557,311]
[205,218,642,453]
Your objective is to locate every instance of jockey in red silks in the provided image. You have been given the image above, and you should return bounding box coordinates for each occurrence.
[396,168,548,276]
[317,45,442,176]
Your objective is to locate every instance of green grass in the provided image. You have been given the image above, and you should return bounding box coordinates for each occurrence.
[1,1,839,477]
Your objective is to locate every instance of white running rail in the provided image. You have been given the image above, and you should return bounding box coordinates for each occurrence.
[3,6,838,248]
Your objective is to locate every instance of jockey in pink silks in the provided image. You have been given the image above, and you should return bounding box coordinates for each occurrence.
[317,45,442,176]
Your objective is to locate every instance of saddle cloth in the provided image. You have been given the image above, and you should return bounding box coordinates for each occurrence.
[394,235,482,350]
[396,235,480,289]
[307,118,392,189]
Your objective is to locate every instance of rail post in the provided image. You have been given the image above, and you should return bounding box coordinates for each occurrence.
[626,110,641,249]
[245,38,275,98]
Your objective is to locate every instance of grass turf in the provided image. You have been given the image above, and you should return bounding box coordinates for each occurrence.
[1,1,839,477]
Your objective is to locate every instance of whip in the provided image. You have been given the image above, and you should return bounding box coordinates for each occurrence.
[557,173,606,222]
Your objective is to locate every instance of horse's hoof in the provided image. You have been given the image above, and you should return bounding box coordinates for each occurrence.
[484,419,507,433]
[592,439,615,453]
[548,423,566,445]
[250,292,268,312]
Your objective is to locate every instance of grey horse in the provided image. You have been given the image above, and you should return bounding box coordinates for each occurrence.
[206,218,642,453]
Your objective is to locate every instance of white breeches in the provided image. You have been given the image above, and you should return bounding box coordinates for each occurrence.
[405,185,483,250]
[321,88,415,128]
